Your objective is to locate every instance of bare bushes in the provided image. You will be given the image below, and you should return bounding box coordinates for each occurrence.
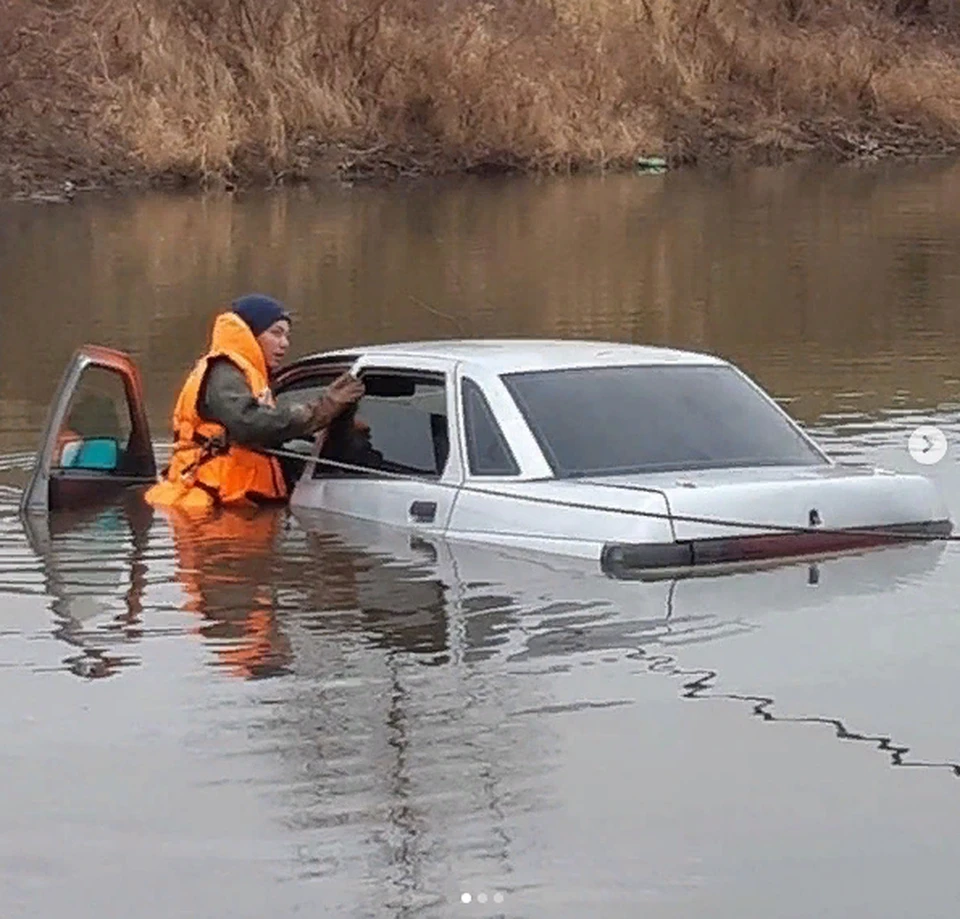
[98,0,663,179]
[0,0,130,193]
[6,0,960,192]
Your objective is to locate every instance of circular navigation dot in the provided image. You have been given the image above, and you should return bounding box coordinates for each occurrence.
[908,425,948,465]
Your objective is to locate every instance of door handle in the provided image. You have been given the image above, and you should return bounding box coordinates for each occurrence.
[409,500,437,523]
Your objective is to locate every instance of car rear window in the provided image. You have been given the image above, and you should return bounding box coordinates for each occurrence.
[500,364,826,477]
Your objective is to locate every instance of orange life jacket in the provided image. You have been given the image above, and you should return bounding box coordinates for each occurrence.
[144,312,287,511]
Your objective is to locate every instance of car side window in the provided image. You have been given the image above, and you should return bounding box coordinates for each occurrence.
[313,371,449,479]
[462,378,519,476]
[274,371,340,409]
[55,366,134,472]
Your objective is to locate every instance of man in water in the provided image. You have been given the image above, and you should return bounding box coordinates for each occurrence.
[145,293,364,510]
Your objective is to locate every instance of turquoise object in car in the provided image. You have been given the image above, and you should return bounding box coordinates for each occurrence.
[60,438,119,470]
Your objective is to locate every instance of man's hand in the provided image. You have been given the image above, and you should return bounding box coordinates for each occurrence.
[310,372,365,429]
[327,371,365,407]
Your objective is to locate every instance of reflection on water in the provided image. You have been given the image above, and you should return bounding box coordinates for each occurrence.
[3,485,960,914]
[163,506,294,680]
[630,645,960,781]
[5,160,960,452]
[20,498,149,679]
[6,161,960,915]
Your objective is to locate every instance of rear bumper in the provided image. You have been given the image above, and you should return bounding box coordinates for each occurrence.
[600,519,954,580]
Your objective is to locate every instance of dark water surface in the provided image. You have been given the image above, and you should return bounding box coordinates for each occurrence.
[4,162,960,917]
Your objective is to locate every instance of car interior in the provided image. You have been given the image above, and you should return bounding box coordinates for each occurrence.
[276,370,450,482]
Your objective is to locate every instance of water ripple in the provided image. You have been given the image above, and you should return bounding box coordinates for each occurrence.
[628,647,960,780]
[0,400,959,915]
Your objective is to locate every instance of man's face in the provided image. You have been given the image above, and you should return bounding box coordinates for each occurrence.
[258,319,291,372]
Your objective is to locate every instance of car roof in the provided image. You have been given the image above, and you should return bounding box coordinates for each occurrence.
[301,339,728,374]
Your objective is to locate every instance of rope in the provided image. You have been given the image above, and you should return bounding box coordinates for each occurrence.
[7,443,950,544]
[262,445,959,544]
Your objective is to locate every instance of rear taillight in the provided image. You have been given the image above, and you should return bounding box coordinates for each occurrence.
[601,520,952,579]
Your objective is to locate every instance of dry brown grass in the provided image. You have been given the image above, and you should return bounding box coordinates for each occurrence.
[0,0,129,192]
[6,0,960,193]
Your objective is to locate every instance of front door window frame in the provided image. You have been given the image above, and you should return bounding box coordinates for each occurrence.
[275,354,464,488]
[21,346,156,514]
[310,365,458,483]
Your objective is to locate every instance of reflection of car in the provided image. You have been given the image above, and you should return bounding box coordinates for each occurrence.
[21,340,952,579]
[288,508,951,661]
[19,493,152,679]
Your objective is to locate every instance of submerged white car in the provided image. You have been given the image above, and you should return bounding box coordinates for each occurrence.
[21,339,952,578]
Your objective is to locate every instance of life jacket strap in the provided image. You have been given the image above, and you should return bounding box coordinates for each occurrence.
[168,430,231,485]
[191,431,230,456]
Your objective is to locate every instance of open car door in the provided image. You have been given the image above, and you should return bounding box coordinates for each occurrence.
[20,346,157,515]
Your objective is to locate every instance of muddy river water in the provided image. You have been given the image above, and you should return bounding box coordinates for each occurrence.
[4,161,960,917]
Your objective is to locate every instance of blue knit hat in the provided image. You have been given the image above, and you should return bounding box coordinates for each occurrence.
[231,293,291,337]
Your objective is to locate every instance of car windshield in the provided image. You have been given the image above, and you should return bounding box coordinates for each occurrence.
[500,364,827,477]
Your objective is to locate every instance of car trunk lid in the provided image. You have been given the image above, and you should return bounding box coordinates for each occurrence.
[581,463,952,576]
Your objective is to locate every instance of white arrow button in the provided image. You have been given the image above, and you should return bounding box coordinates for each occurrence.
[908,425,948,465]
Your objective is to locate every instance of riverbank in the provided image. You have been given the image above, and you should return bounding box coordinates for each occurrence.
[5,0,960,200]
